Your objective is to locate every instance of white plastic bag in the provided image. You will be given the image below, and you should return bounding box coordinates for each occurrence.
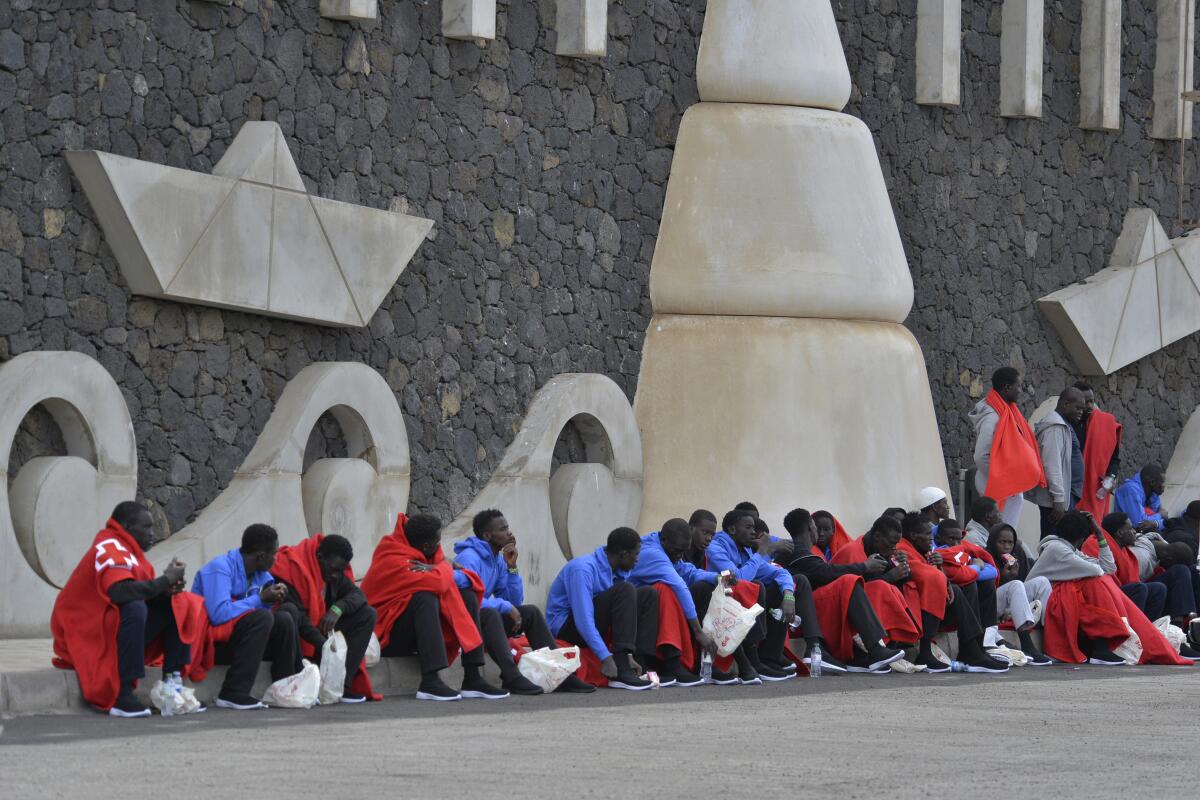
[149,679,203,716]
[319,632,348,705]
[262,660,320,708]
[517,646,582,692]
[364,632,381,667]
[1114,617,1142,665]
[702,584,764,657]
[1153,615,1186,653]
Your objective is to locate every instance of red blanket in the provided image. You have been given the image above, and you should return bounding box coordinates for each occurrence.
[983,389,1047,510]
[806,574,864,662]
[1080,533,1140,586]
[939,542,998,587]
[271,535,379,700]
[895,538,949,620]
[813,515,853,558]
[830,536,924,641]
[1076,410,1122,519]
[654,583,696,672]
[50,520,211,710]
[1042,575,1192,665]
[361,513,484,662]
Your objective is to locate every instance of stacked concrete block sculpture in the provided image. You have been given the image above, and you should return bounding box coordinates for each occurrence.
[1000,0,1044,118]
[634,0,950,537]
[916,0,961,107]
[443,0,496,41]
[320,0,379,22]
[65,122,433,328]
[0,353,139,637]
[443,374,643,607]
[148,362,411,579]
[1153,0,1196,140]
[1080,0,1122,131]
[1038,209,1200,375]
[556,0,607,57]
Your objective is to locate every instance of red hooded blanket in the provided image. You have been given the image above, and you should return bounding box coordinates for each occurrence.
[1080,532,1141,586]
[830,537,923,642]
[983,389,1047,510]
[271,534,380,700]
[894,537,949,620]
[51,520,210,711]
[361,514,483,661]
[1076,410,1122,519]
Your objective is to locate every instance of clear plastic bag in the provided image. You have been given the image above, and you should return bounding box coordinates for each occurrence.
[517,646,582,692]
[262,660,320,708]
[702,584,764,657]
[149,678,203,716]
[1153,616,1186,653]
[1114,617,1142,665]
[319,632,348,705]
[364,632,381,667]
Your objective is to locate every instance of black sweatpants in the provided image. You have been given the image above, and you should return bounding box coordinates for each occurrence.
[213,607,302,697]
[557,582,659,663]
[277,601,377,689]
[924,583,985,653]
[1122,581,1168,620]
[381,589,485,675]
[117,594,190,685]
[1152,564,1199,620]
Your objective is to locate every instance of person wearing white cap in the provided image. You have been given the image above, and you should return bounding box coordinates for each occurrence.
[917,486,951,529]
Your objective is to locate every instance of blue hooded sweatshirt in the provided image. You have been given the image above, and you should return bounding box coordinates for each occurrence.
[706,531,794,593]
[1114,476,1165,529]
[628,532,719,621]
[451,536,524,614]
[545,546,629,661]
[192,547,275,625]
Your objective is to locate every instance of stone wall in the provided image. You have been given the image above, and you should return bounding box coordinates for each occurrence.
[0,0,1196,534]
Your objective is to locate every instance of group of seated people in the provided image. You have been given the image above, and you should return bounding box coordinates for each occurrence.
[51,486,1200,717]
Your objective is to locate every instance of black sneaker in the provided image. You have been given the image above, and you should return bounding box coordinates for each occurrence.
[734,650,761,684]
[666,669,705,687]
[460,676,509,700]
[1023,650,1053,666]
[503,675,545,696]
[710,669,739,685]
[762,657,797,674]
[339,692,368,704]
[756,663,793,681]
[915,652,951,673]
[608,671,653,691]
[109,691,151,718]
[802,652,848,675]
[848,645,905,673]
[964,655,1010,674]
[1088,648,1126,666]
[1178,643,1200,661]
[215,692,267,710]
[415,676,462,702]
[1189,618,1200,648]
[555,674,596,693]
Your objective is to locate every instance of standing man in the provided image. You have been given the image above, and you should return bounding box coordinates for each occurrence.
[192,524,301,711]
[1114,465,1168,532]
[1029,387,1087,539]
[969,367,1046,527]
[1071,381,1123,519]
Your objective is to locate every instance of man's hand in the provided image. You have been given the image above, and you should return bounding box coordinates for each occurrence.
[925,551,943,567]
[864,554,888,575]
[506,606,523,633]
[502,540,519,570]
[1137,520,1161,533]
[1002,559,1019,579]
[885,563,910,582]
[768,539,794,558]
[970,558,984,568]
[780,596,796,625]
[163,558,185,587]
[695,629,717,655]
[260,583,287,604]
[409,560,435,573]
[600,656,619,679]
[1050,505,1066,524]
[318,609,339,637]
[893,551,909,565]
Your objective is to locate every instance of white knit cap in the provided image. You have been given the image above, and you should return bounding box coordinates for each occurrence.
[917,486,947,510]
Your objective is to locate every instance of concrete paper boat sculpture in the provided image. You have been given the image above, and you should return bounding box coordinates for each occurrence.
[66,122,433,327]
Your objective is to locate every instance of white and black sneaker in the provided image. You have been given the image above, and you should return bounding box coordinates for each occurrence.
[460,677,509,700]
[756,663,793,682]
[1087,649,1127,666]
[802,653,848,675]
[108,692,151,718]
[848,646,905,673]
[340,692,368,704]
[608,671,654,691]
[215,692,268,711]
[667,670,705,688]
[963,656,1010,674]
[416,677,462,701]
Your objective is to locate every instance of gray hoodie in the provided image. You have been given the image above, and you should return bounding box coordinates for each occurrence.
[1130,532,1167,581]
[1027,535,1116,583]
[968,398,999,496]
[1028,410,1073,510]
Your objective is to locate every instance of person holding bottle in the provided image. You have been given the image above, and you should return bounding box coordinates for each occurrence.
[1071,381,1123,520]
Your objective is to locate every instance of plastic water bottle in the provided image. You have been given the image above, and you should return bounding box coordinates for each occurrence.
[949,660,969,673]
[809,643,822,678]
[1096,475,1116,501]
[699,652,713,683]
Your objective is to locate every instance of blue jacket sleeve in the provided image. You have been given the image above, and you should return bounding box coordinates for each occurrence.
[970,563,999,581]
[497,569,524,608]
[568,565,611,661]
[1114,483,1147,526]
[675,559,719,587]
[706,541,760,582]
[635,551,699,620]
[452,569,471,590]
[762,558,795,593]
[200,564,264,625]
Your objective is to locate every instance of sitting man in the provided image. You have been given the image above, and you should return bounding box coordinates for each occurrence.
[784,509,906,672]
[935,519,1051,664]
[546,527,658,690]
[193,524,301,711]
[1027,511,1191,666]
[1094,513,1199,635]
[899,513,1009,673]
[1114,464,1168,532]
[628,518,720,686]
[1164,500,1200,555]
[452,509,594,695]
[270,533,378,703]
[828,515,924,649]
[916,486,952,530]
[964,496,1001,549]
[707,508,800,679]
[811,511,852,560]
[362,513,507,702]
[685,509,718,569]
[51,501,198,717]
[1084,512,1168,619]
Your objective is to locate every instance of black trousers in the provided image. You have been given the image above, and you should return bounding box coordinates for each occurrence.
[214,608,301,697]
[924,582,984,649]
[558,582,659,662]
[1122,582,1168,620]
[844,582,887,647]
[277,601,377,688]
[475,602,554,682]
[117,594,189,686]
[381,589,485,674]
[1152,564,1199,620]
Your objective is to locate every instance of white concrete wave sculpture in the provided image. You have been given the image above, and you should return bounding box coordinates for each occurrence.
[0,352,138,637]
[149,362,411,578]
[443,374,643,607]
[1165,405,1200,513]
[65,122,433,328]
[634,0,950,538]
[1038,209,1200,376]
